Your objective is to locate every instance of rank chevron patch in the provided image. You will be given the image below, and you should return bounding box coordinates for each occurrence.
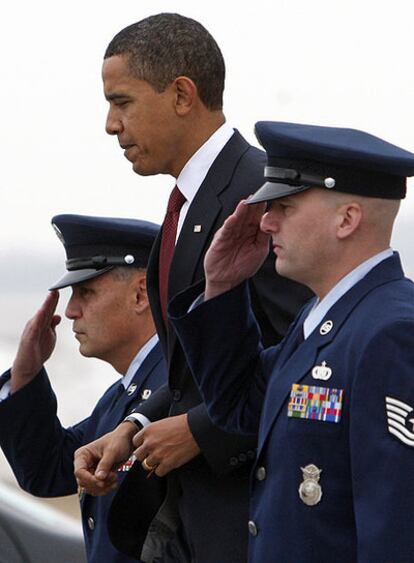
[385,396,414,447]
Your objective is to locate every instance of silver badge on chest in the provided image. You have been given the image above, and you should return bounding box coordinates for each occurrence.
[298,464,322,506]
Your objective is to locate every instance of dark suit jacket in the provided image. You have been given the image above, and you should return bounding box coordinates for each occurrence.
[109,131,312,563]
[0,343,167,563]
[170,253,414,563]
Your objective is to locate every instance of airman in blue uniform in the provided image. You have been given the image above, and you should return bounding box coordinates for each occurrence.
[170,122,414,563]
[0,215,167,563]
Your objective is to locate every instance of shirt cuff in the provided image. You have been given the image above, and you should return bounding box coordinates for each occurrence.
[124,412,151,428]
[0,380,11,402]
[189,293,205,312]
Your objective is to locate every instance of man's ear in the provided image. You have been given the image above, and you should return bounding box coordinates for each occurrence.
[336,202,362,240]
[172,76,197,116]
[134,272,150,314]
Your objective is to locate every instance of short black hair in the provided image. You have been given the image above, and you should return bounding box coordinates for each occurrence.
[104,13,225,111]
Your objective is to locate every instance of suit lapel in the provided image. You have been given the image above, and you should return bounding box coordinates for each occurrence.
[147,234,167,352]
[148,131,252,361]
[257,253,405,454]
[273,300,315,369]
[169,130,251,297]
[91,346,162,437]
[169,185,221,295]
[120,344,163,415]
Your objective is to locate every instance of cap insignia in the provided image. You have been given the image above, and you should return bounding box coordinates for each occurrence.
[124,254,135,265]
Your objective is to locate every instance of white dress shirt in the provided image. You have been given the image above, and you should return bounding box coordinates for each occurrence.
[175,122,234,239]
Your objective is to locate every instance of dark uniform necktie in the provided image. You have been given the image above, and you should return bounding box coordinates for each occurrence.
[159,186,186,322]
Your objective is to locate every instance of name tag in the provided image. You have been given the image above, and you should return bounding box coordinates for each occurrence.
[288,384,344,423]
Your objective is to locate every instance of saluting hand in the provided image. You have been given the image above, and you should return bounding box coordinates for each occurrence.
[204,200,269,300]
[11,291,61,393]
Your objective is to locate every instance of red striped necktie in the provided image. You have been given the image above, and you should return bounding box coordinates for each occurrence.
[159,186,186,323]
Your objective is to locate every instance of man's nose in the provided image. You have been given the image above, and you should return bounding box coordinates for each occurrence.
[260,207,279,234]
[65,295,80,319]
[105,108,121,136]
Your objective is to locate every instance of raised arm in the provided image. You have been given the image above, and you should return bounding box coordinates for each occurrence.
[204,200,269,300]
[11,291,61,393]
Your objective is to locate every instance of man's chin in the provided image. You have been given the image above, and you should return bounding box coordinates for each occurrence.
[275,261,292,281]
[131,158,169,177]
[79,345,93,358]
[131,161,155,176]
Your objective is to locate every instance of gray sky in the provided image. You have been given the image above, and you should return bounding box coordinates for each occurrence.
[1,0,414,280]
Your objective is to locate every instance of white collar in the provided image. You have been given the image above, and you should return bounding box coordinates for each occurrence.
[303,248,394,339]
[122,334,159,389]
[176,122,234,206]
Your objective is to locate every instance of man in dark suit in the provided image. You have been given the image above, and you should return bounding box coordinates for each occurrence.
[169,122,414,562]
[74,14,311,563]
[0,215,167,563]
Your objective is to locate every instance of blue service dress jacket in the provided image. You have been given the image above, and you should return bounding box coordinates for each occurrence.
[0,342,167,563]
[169,253,414,563]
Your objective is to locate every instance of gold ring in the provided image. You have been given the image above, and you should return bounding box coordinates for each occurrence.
[143,458,156,471]
[77,485,85,497]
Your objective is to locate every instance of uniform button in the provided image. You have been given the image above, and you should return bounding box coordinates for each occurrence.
[172,389,181,401]
[229,456,239,466]
[87,517,95,531]
[255,466,266,481]
[248,520,258,536]
[238,453,247,463]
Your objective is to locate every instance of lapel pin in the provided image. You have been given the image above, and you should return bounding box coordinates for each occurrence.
[141,389,152,400]
[193,225,202,233]
[312,361,332,381]
[319,320,333,335]
[127,383,137,396]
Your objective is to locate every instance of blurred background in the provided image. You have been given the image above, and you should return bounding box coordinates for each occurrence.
[1,0,414,525]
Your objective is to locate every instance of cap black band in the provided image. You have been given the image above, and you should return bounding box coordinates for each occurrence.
[265,166,334,189]
[66,255,143,270]
[265,158,406,199]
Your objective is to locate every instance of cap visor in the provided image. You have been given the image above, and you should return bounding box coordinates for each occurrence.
[247,182,309,205]
[49,267,113,290]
